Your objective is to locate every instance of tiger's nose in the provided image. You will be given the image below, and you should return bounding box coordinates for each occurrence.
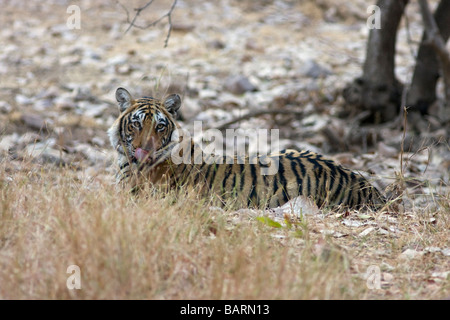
[142,136,156,151]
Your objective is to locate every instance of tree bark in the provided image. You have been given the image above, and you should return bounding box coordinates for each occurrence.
[407,0,450,113]
[343,0,408,123]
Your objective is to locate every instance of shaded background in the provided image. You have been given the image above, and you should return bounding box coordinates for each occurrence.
[0,0,448,199]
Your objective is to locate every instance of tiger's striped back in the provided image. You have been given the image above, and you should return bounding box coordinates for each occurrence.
[147,146,385,209]
[108,87,385,210]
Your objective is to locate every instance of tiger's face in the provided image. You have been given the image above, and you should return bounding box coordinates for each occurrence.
[108,87,182,165]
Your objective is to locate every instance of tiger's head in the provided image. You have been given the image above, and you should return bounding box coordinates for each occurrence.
[108,87,182,167]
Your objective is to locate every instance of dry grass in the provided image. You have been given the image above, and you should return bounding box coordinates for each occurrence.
[0,159,448,300]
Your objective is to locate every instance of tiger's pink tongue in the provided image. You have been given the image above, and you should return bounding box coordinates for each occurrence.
[135,148,150,162]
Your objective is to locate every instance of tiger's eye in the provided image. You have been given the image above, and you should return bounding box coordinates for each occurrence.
[156,123,165,131]
[132,121,141,129]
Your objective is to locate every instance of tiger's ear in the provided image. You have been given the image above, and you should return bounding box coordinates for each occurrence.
[163,94,181,116]
[116,87,133,113]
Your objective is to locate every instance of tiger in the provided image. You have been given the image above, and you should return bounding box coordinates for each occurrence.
[108,87,386,210]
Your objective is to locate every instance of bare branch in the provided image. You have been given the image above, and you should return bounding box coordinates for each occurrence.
[118,0,178,47]
[418,0,450,106]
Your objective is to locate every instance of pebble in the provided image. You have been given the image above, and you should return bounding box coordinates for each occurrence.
[24,140,66,165]
[297,60,332,78]
[0,101,12,113]
[83,104,108,118]
[224,75,257,95]
[21,114,47,131]
[0,133,19,153]
[398,249,423,260]
[358,227,375,237]
[15,94,33,105]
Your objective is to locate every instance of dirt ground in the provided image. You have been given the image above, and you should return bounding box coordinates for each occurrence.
[0,0,448,300]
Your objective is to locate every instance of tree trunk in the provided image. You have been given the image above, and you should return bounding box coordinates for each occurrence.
[407,0,450,114]
[343,0,408,123]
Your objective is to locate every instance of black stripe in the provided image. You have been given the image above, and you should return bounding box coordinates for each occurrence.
[306,174,311,197]
[248,186,256,207]
[222,165,233,192]
[231,174,237,196]
[272,170,279,196]
[345,184,354,207]
[278,160,289,204]
[248,164,259,207]
[323,160,336,199]
[208,163,218,187]
[119,162,130,170]
[203,164,213,187]
[293,157,306,177]
[192,166,203,185]
[290,158,302,193]
[119,115,126,149]
[179,163,189,177]
[239,164,245,192]
[334,168,344,204]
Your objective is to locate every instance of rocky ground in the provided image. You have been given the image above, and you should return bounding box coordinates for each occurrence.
[0,0,449,299]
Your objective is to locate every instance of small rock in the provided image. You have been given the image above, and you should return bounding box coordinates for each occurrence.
[272,196,320,217]
[107,54,128,66]
[25,140,66,165]
[21,114,48,131]
[207,39,225,49]
[34,99,53,111]
[137,30,160,43]
[198,89,218,100]
[0,101,12,113]
[431,271,450,280]
[358,227,375,237]
[91,137,105,147]
[377,228,390,235]
[74,143,107,164]
[399,249,423,260]
[342,219,363,227]
[378,142,398,158]
[380,262,395,272]
[83,49,102,61]
[442,248,450,256]
[298,60,332,78]
[172,23,195,32]
[382,272,394,282]
[36,86,60,100]
[224,75,257,95]
[15,94,33,105]
[84,104,108,118]
[54,96,76,111]
[424,247,441,254]
[18,132,41,145]
[115,64,132,75]
[60,55,81,66]
[72,85,93,101]
[0,133,19,153]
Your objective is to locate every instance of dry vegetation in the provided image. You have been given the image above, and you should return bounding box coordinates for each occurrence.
[0,0,449,300]
[0,159,448,300]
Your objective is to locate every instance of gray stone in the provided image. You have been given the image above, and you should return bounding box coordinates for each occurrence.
[298,60,332,78]
[224,75,257,95]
